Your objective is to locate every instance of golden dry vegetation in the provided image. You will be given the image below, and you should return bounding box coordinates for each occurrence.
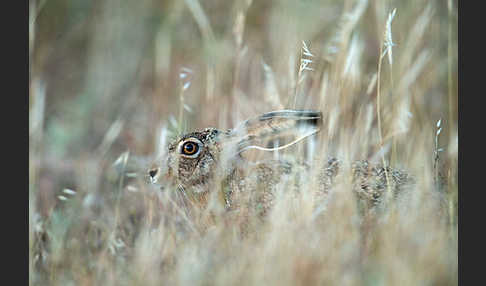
[29,0,458,285]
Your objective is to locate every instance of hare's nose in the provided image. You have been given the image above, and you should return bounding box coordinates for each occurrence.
[149,168,158,178]
[148,167,160,184]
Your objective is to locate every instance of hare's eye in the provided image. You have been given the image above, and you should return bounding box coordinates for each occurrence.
[178,138,203,158]
[181,141,199,156]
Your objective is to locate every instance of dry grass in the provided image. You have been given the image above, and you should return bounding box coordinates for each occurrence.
[29,0,457,285]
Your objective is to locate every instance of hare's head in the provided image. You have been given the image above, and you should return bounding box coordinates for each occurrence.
[149,110,322,193]
[148,127,227,192]
[167,128,226,191]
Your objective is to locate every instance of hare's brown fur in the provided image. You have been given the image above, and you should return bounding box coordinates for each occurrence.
[150,110,413,214]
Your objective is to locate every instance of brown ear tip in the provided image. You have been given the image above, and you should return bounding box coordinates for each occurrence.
[259,109,322,119]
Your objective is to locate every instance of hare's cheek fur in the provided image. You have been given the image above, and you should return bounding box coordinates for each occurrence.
[176,149,216,192]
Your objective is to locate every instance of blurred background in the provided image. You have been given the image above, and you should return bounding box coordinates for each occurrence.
[29,0,457,285]
[29,0,457,213]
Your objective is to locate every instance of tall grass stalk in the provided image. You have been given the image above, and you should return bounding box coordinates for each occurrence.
[184,0,216,100]
[376,9,396,198]
[447,0,457,237]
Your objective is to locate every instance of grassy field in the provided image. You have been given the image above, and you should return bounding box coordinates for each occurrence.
[29,0,457,285]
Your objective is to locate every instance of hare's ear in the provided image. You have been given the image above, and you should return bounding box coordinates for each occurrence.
[229,110,322,153]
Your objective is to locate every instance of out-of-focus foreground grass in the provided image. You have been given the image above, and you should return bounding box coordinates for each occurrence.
[29,0,457,285]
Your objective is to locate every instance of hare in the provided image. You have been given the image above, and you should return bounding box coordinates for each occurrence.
[148,110,413,214]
